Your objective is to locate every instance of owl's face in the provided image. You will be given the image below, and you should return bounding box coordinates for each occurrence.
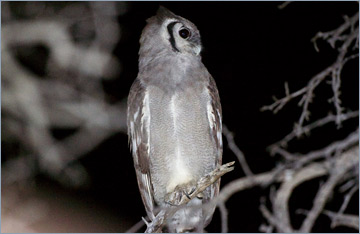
[160,17,202,56]
[139,7,202,57]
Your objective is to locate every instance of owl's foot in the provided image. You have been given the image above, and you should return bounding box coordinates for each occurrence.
[165,182,200,206]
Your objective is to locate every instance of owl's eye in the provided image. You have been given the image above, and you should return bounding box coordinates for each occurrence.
[179,28,191,39]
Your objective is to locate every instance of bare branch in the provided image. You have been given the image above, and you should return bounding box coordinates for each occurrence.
[216,165,286,205]
[218,201,229,233]
[2,3,127,187]
[331,68,344,127]
[223,125,253,176]
[214,145,358,232]
[261,12,358,134]
[331,184,359,228]
[312,12,359,50]
[278,1,293,10]
[293,129,358,166]
[299,146,358,232]
[260,202,289,232]
[125,219,146,233]
[268,111,358,154]
[323,210,359,230]
[271,162,330,232]
[273,128,358,168]
[260,86,307,113]
[257,9,359,234]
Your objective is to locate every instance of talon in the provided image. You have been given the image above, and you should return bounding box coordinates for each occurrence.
[184,191,191,199]
[184,185,196,199]
[166,200,176,206]
[165,188,183,206]
[165,182,198,205]
[188,186,196,195]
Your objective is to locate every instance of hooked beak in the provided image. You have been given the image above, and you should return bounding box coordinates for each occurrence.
[193,45,202,56]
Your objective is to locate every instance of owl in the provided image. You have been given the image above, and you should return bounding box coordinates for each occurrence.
[127,6,222,232]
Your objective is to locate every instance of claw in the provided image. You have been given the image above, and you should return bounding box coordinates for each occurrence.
[165,200,176,206]
[196,192,204,200]
[164,181,198,205]
[184,186,196,199]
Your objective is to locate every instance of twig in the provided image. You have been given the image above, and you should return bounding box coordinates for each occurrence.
[125,218,146,233]
[223,125,253,176]
[278,1,292,10]
[257,146,357,232]
[261,12,359,135]
[323,210,359,230]
[2,21,121,79]
[259,202,288,232]
[292,129,358,167]
[258,223,274,233]
[260,86,307,114]
[216,166,286,205]
[218,201,229,233]
[273,128,359,168]
[331,184,359,228]
[331,68,344,127]
[268,111,358,154]
[272,162,330,232]
[311,12,359,50]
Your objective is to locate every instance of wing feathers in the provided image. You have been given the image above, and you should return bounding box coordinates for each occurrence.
[127,78,155,220]
[204,75,223,226]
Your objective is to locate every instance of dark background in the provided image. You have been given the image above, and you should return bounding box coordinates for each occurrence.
[3,1,359,233]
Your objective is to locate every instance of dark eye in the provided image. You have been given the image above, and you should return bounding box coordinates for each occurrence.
[179,28,191,39]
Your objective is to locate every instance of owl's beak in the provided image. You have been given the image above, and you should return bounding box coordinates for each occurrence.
[193,45,202,56]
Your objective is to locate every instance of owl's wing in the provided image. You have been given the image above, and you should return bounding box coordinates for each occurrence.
[127,78,156,221]
[207,75,223,166]
[204,75,223,225]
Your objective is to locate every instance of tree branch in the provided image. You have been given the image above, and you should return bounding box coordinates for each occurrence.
[223,125,253,176]
[268,111,358,154]
[323,210,359,230]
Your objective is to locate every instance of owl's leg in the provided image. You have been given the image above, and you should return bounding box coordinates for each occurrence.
[164,181,199,206]
[183,184,204,200]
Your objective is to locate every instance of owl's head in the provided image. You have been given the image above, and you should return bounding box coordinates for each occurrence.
[139,6,202,57]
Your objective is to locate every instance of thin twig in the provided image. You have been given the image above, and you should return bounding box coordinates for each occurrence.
[223,125,253,176]
[262,12,359,135]
[331,184,359,228]
[218,201,229,233]
[125,219,146,233]
[278,1,292,10]
[323,210,359,230]
[268,111,359,154]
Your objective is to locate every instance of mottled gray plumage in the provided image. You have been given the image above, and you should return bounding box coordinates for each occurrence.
[127,7,222,232]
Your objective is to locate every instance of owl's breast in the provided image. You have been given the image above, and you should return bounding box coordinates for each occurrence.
[146,84,216,204]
